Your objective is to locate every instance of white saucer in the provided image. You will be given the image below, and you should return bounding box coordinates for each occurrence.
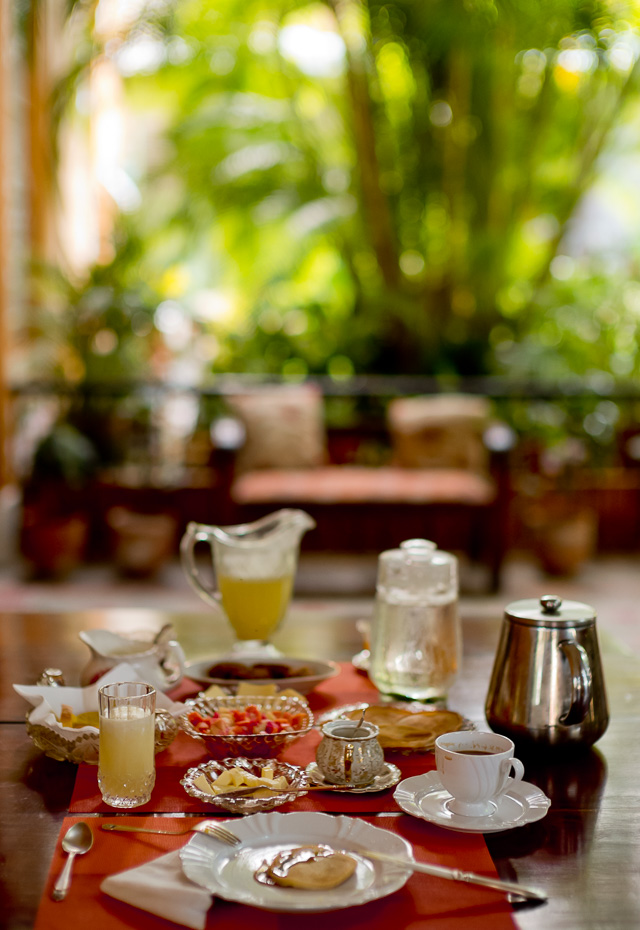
[394,772,551,833]
[306,761,402,793]
[351,649,370,672]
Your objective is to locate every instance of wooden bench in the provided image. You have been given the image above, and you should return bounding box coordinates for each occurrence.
[217,388,513,591]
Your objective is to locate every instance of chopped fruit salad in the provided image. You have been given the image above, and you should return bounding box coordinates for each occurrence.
[187,703,308,737]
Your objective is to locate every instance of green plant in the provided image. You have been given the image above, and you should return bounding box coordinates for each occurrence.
[36,0,640,383]
[31,421,98,487]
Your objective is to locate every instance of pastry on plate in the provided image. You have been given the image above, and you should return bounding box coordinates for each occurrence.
[343,705,464,751]
[260,845,357,890]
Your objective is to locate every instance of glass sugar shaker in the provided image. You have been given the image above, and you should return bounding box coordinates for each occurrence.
[37,668,66,686]
[368,539,461,702]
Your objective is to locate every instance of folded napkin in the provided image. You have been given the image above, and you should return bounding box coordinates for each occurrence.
[14,662,188,734]
[101,849,212,929]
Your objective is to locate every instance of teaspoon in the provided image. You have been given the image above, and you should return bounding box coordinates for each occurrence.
[52,821,93,901]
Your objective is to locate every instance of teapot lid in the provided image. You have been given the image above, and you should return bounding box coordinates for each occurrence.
[505,595,596,627]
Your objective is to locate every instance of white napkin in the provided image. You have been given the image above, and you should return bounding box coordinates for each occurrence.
[101,849,212,929]
[13,662,188,735]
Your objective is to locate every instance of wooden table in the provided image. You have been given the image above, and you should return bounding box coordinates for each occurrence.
[2,601,639,930]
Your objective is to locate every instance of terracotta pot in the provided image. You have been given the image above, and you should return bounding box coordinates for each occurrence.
[106,507,176,578]
[21,511,90,579]
[533,507,598,577]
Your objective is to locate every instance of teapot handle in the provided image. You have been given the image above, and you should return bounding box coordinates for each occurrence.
[558,640,592,726]
[180,522,225,613]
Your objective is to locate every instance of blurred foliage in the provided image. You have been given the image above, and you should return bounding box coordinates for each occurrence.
[29,232,161,385]
[34,0,640,380]
[19,0,640,470]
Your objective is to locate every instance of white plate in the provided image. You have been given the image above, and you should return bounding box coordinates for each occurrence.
[305,761,402,794]
[185,656,339,695]
[180,811,413,912]
[394,772,551,834]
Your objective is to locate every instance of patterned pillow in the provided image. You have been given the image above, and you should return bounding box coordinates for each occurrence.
[388,394,490,472]
[228,385,327,473]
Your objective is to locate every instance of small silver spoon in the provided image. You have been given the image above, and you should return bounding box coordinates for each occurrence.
[52,822,93,901]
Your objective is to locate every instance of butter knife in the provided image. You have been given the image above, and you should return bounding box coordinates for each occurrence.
[364,850,546,902]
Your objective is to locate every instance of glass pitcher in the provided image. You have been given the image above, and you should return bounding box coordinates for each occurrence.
[180,509,315,655]
[368,539,461,702]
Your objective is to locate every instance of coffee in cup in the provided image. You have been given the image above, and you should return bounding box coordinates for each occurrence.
[435,731,524,816]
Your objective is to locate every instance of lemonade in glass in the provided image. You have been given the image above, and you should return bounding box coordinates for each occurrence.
[98,682,156,808]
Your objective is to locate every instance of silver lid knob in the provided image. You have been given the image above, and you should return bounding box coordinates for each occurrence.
[540,595,562,614]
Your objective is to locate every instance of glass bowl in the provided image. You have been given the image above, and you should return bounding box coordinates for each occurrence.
[178,694,313,758]
[181,756,308,813]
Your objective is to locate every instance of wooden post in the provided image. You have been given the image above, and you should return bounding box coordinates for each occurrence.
[27,0,57,265]
[0,0,11,487]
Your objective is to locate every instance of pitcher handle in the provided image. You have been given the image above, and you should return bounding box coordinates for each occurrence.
[558,640,592,726]
[159,639,186,688]
[180,522,225,613]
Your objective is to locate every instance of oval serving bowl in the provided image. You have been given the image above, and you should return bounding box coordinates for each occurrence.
[184,656,339,695]
[179,694,313,759]
[181,756,308,813]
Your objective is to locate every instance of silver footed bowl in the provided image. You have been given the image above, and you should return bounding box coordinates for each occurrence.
[26,707,178,765]
[181,756,308,813]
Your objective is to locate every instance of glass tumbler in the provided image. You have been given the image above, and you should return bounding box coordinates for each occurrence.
[98,681,156,808]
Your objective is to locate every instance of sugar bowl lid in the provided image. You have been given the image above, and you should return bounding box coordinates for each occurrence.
[505,595,596,628]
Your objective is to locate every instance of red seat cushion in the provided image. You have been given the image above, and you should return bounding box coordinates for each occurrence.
[232,466,495,506]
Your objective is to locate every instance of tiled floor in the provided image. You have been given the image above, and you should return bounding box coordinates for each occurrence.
[0,550,639,653]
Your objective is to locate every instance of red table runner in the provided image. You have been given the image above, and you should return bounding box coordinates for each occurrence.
[70,663,439,815]
[36,815,517,930]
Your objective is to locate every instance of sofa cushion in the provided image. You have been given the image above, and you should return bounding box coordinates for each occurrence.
[388,395,491,473]
[227,385,327,474]
[232,466,496,506]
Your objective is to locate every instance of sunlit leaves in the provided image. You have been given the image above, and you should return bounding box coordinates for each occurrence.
[40,0,640,384]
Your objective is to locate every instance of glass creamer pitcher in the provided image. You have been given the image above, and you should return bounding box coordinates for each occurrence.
[368,539,461,702]
[180,509,315,655]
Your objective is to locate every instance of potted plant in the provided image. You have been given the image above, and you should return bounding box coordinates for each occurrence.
[516,430,600,577]
[20,421,99,578]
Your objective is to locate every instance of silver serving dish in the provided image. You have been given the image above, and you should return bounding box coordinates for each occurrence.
[26,707,178,765]
[181,756,308,813]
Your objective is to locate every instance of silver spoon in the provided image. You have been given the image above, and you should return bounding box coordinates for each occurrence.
[52,822,93,901]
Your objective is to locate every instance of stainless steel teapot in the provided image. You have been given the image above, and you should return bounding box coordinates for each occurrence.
[485,595,609,750]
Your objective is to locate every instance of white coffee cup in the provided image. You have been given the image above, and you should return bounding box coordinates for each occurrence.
[435,730,525,817]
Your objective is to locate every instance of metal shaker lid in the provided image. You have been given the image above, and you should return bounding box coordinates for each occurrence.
[505,595,596,628]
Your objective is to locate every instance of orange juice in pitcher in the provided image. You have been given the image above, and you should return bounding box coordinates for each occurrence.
[180,509,315,655]
[218,573,294,641]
